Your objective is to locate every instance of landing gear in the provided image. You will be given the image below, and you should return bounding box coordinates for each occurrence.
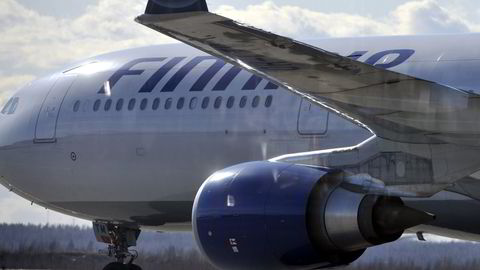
[93,221,143,270]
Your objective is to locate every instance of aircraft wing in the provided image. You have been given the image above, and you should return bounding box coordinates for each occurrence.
[136,0,478,145]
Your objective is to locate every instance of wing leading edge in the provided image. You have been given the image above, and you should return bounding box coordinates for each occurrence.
[136,0,480,145]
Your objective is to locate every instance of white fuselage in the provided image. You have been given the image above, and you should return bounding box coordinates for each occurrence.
[2,34,480,234]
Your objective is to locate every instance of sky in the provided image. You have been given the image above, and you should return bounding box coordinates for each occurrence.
[1,0,480,226]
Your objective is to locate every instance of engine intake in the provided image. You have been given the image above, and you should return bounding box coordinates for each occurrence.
[193,161,433,270]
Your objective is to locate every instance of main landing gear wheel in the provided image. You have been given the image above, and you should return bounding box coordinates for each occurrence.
[93,222,143,270]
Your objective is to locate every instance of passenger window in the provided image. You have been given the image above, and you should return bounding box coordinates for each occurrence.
[177,97,185,109]
[239,96,247,108]
[104,99,112,111]
[73,100,81,112]
[116,99,124,111]
[252,96,260,108]
[128,98,136,111]
[201,97,210,109]
[1,98,14,114]
[165,98,172,110]
[93,99,101,112]
[265,95,273,108]
[8,97,19,114]
[152,98,160,110]
[140,98,148,111]
[227,96,235,109]
[214,97,222,109]
[189,97,198,110]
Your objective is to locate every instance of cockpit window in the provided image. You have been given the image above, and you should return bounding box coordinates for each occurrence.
[9,98,19,114]
[1,98,14,114]
[1,97,19,115]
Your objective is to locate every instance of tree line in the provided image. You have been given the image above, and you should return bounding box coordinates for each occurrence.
[1,223,480,269]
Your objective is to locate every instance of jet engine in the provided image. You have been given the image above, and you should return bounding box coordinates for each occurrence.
[192,161,433,270]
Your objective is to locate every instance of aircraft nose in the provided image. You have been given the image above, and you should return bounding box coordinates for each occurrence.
[0,76,57,198]
[0,76,57,147]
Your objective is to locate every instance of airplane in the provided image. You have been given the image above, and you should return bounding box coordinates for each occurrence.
[3,0,480,269]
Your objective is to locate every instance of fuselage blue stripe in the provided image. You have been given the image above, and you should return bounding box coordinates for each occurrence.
[161,56,215,92]
[265,82,279,90]
[99,49,416,94]
[99,57,166,94]
[242,75,263,90]
[347,51,368,61]
[139,57,185,93]
[190,59,225,91]
[365,49,415,69]
[213,65,242,91]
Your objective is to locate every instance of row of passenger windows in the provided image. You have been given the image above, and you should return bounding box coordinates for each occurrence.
[73,95,273,113]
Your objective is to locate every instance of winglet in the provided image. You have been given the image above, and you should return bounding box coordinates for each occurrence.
[145,0,208,15]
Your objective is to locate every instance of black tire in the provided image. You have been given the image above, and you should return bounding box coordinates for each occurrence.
[127,264,143,270]
[103,262,127,270]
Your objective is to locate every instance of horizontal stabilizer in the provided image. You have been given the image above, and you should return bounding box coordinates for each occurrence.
[145,0,208,15]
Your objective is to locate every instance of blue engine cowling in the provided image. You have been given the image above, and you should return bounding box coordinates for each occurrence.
[192,161,434,269]
[192,161,367,270]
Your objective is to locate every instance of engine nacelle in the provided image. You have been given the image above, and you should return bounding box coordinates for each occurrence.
[193,161,433,270]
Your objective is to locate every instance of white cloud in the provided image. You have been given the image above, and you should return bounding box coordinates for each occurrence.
[214,0,478,38]
[393,0,472,34]
[0,0,177,102]
[215,2,389,38]
[0,0,172,75]
[0,0,476,83]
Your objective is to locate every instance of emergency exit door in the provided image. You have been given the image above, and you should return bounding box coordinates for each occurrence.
[35,75,76,143]
[297,98,329,135]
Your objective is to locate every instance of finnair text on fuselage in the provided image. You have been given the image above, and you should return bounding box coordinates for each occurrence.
[96,49,415,95]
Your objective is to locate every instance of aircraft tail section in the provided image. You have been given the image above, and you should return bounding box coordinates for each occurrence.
[145,0,208,15]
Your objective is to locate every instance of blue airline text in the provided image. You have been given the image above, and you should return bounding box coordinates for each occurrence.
[99,49,415,94]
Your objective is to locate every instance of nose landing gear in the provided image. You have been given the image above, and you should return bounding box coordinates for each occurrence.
[93,221,143,270]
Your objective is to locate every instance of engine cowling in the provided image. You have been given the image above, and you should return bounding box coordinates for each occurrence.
[193,161,433,270]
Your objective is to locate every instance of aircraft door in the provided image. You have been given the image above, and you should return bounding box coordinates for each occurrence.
[297,98,329,135]
[34,75,76,143]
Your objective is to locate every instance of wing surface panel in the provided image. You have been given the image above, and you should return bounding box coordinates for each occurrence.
[136,1,479,145]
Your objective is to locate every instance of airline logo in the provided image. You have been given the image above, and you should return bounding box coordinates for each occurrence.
[99,49,415,94]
